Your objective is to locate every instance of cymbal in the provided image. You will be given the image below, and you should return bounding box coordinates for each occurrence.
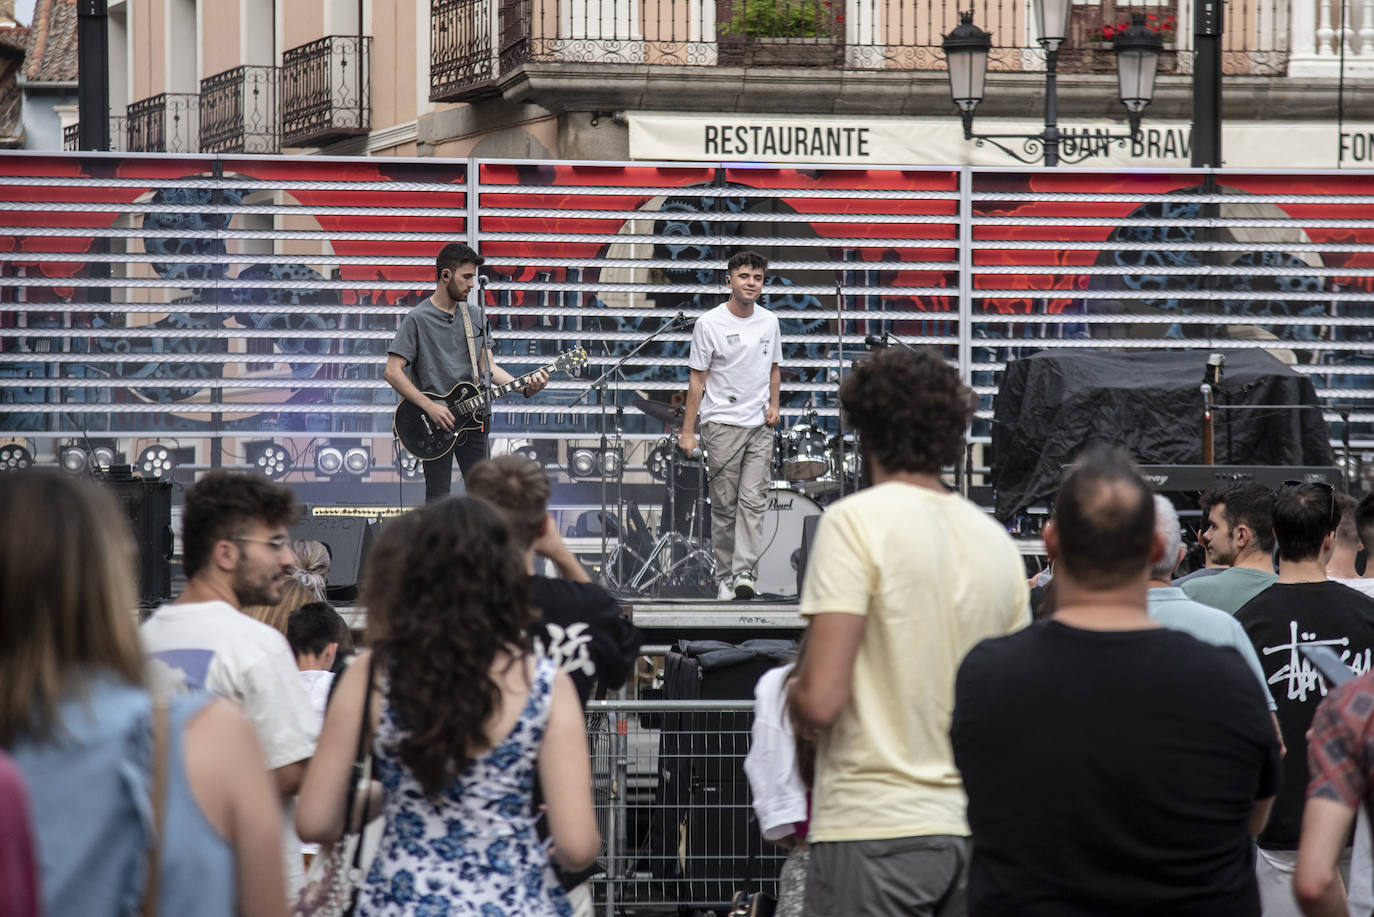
[632,398,700,433]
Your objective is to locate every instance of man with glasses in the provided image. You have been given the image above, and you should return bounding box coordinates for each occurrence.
[141,471,318,896]
[1235,481,1374,917]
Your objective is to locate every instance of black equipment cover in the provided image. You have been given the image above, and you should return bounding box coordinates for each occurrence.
[991,349,1334,522]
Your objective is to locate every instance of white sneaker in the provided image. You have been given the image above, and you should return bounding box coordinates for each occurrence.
[716,580,735,601]
[733,572,756,600]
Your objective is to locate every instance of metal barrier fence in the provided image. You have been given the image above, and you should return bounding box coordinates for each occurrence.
[585,698,785,915]
[5,153,1374,495]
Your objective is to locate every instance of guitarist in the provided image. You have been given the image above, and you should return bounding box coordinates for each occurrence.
[385,243,548,501]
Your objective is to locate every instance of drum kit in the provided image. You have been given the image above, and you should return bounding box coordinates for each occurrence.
[607,401,862,600]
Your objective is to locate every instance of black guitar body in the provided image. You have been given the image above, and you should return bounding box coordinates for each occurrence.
[392,348,587,461]
[393,381,486,461]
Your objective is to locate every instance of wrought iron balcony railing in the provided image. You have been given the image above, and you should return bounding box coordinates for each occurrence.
[126,93,200,153]
[62,115,130,152]
[281,35,371,148]
[430,0,1288,100]
[200,65,280,154]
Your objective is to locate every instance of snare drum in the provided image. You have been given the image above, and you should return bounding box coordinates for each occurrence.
[782,424,830,482]
[755,486,824,597]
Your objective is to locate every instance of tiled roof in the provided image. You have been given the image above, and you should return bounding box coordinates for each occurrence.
[24,0,77,83]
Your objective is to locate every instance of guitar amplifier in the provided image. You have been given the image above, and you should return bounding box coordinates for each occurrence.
[1132,465,1345,493]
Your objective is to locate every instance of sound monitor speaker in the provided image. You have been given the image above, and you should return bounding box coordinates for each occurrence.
[291,514,375,601]
[102,477,173,606]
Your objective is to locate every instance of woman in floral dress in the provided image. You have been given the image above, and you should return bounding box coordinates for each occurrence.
[298,496,601,916]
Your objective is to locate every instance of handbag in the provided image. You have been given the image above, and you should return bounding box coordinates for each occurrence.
[293,654,377,917]
[729,890,777,917]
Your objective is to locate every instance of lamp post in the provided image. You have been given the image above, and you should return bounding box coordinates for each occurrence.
[942,2,1163,166]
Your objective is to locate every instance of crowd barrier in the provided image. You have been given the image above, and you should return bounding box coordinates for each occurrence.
[584,697,784,915]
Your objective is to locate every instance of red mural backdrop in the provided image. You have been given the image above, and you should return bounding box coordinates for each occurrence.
[1,156,1372,441]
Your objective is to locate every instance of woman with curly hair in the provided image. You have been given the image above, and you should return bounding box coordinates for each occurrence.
[296,496,599,916]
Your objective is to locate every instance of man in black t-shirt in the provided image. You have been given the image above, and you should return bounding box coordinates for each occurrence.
[1235,481,1374,916]
[466,454,643,704]
[952,446,1281,917]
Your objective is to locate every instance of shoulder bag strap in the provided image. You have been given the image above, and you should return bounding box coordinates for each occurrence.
[342,652,376,838]
[141,697,170,917]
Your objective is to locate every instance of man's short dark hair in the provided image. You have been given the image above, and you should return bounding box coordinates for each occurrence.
[287,601,347,658]
[1213,482,1277,554]
[436,242,483,282]
[180,471,300,578]
[464,455,550,549]
[839,346,975,475]
[1053,445,1156,590]
[727,251,767,274]
[1335,492,1360,549]
[1273,482,1338,563]
[1355,492,1374,550]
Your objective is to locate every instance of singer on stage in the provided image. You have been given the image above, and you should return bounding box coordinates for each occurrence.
[680,251,782,600]
[385,243,549,502]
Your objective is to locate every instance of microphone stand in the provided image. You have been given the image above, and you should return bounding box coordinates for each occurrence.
[475,275,494,461]
[569,313,688,590]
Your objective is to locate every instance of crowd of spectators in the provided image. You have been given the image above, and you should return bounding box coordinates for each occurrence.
[8,344,1374,917]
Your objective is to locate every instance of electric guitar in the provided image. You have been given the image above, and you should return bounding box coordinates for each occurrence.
[393,348,588,460]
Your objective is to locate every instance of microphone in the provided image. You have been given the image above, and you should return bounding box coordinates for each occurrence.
[673,311,691,328]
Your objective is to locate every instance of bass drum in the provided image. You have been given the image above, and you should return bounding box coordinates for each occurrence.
[755,487,824,598]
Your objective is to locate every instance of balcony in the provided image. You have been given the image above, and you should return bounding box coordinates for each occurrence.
[200,65,280,154]
[126,93,200,153]
[62,115,130,152]
[430,0,1288,102]
[281,35,371,148]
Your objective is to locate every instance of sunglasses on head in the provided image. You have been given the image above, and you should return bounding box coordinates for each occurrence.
[1280,480,1337,529]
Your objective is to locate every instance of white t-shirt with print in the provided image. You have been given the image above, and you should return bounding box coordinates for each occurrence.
[142,600,319,896]
[141,599,319,769]
[688,302,782,427]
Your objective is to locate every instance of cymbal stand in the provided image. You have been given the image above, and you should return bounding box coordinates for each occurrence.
[625,432,716,596]
[568,314,688,589]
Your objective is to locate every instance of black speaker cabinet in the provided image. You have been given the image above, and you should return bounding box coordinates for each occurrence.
[103,478,173,606]
[291,513,375,601]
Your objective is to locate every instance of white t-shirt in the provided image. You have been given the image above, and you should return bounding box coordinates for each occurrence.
[142,600,319,896]
[141,600,319,770]
[688,302,782,427]
[1336,577,1374,599]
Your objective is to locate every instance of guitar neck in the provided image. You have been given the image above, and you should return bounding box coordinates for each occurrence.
[454,362,560,415]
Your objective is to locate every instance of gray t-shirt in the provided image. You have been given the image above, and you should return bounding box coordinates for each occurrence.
[387,300,487,395]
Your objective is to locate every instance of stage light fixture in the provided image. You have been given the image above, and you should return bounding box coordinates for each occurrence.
[59,444,89,474]
[567,446,623,480]
[315,446,343,477]
[397,447,421,479]
[599,449,622,476]
[0,442,32,471]
[507,438,541,464]
[342,446,372,477]
[137,444,176,481]
[569,447,598,478]
[246,440,291,480]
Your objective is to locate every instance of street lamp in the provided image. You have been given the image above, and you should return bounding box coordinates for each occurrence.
[942,5,1162,166]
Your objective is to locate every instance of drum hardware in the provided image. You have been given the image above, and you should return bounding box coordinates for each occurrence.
[608,404,717,597]
[781,410,830,482]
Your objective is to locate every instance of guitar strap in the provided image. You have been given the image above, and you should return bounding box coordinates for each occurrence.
[456,302,482,385]
[456,302,484,432]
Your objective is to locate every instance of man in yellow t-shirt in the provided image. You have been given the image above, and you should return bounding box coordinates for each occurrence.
[790,347,1030,917]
